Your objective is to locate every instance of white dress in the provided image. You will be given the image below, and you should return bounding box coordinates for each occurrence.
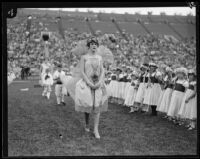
[167,79,189,118]
[75,54,108,113]
[135,72,148,104]
[41,63,51,85]
[107,74,118,97]
[124,74,132,100]
[8,72,16,85]
[143,71,162,106]
[178,81,197,120]
[42,73,54,86]
[157,76,174,113]
[117,73,124,99]
[124,80,138,107]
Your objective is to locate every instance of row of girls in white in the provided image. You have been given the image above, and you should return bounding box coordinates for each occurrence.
[106,63,197,130]
[106,66,140,110]
[156,67,197,130]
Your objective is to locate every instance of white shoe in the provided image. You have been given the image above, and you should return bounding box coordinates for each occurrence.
[85,127,90,132]
[188,127,194,130]
[94,131,100,139]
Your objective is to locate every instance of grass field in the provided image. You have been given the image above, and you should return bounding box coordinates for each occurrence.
[8,79,197,156]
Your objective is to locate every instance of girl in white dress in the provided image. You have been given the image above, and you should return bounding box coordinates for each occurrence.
[108,69,118,103]
[178,69,197,130]
[117,69,125,105]
[156,67,174,117]
[8,71,16,85]
[167,67,189,123]
[123,68,132,106]
[124,73,139,112]
[105,71,112,98]
[143,63,162,116]
[134,64,149,113]
[40,59,51,86]
[42,68,54,99]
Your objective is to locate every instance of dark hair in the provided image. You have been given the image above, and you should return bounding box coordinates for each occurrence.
[86,37,99,48]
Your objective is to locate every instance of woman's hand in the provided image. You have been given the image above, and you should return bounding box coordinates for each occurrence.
[185,98,189,103]
[94,82,102,89]
[86,81,96,90]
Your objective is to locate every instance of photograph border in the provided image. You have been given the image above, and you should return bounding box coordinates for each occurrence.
[2,2,199,158]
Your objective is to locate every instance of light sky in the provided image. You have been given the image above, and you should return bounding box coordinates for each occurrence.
[34,7,196,16]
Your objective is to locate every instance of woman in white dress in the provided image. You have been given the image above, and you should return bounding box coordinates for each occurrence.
[123,67,132,106]
[178,69,197,130]
[134,64,149,113]
[117,69,124,105]
[167,67,189,123]
[63,37,108,139]
[156,67,174,117]
[124,72,139,112]
[143,63,162,116]
[107,69,118,103]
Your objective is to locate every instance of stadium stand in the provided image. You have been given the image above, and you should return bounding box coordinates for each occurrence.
[170,23,196,38]
[90,21,118,33]
[144,23,180,39]
[118,22,147,35]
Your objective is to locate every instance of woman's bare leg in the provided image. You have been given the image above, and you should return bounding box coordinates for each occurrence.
[94,112,100,139]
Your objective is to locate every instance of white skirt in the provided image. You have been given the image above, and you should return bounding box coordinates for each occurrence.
[143,83,162,106]
[135,83,147,103]
[121,82,126,99]
[143,85,151,105]
[108,80,118,97]
[157,90,165,109]
[124,86,137,107]
[117,82,124,99]
[75,79,108,113]
[178,89,197,120]
[124,82,131,100]
[167,90,185,117]
[156,88,173,113]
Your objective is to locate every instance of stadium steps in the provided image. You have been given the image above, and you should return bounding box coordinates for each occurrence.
[117,21,148,35]
[90,21,118,34]
[61,19,90,33]
[167,23,185,39]
[138,22,151,35]
[85,19,95,35]
[144,22,181,40]
[111,20,129,41]
[168,23,196,39]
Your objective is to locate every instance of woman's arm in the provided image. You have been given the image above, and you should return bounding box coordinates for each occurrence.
[80,55,94,88]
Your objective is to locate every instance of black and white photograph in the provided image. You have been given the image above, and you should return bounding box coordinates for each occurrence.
[2,2,199,157]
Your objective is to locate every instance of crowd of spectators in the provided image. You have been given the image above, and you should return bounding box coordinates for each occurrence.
[7,15,196,80]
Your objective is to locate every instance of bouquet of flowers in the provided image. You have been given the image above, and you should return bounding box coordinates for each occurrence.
[91,74,99,85]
